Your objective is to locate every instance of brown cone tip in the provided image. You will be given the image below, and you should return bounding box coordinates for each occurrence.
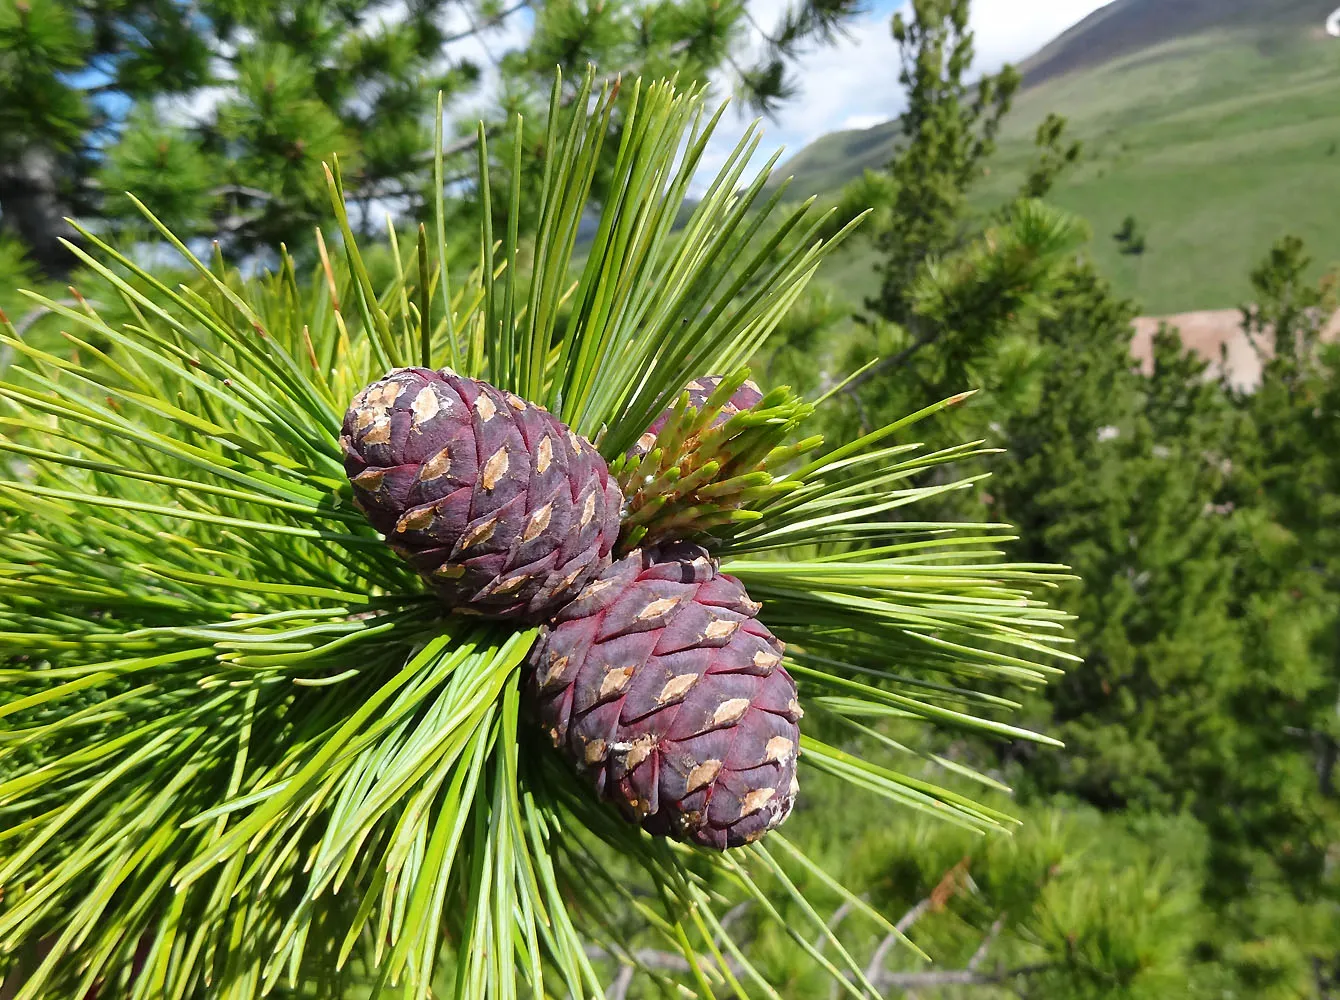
[628,375,765,460]
[529,542,801,849]
[341,367,623,622]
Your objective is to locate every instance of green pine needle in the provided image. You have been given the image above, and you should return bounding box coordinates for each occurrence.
[0,70,1075,999]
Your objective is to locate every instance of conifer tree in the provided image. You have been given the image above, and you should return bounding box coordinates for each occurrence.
[829,2,1340,992]
[0,74,1075,999]
[868,0,1019,331]
[986,257,1340,997]
[835,0,1084,425]
[0,0,858,277]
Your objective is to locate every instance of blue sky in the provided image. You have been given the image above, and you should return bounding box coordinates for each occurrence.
[153,1,1116,191]
[697,0,1115,180]
[436,0,1117,190]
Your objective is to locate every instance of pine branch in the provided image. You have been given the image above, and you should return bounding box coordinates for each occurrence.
[439,0,533,45]
[876,963,1053,989]
[0,73,1071,999]
[862,895,933,987]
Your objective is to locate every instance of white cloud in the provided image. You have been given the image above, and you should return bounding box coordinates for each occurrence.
[692,0,1117,193]
[440,7,535,127]
[970,0,1115,73]
[839,113,889,131]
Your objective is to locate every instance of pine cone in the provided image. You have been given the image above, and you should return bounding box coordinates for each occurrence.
[341,368,623,622]
[628,374,764,459]
[530,542,801,849]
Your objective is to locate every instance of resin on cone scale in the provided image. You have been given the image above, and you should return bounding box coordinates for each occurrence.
[529,542,801,849]
[341,367,622,622]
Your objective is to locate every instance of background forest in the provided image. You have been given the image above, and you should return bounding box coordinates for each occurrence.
[1,0,1338,997]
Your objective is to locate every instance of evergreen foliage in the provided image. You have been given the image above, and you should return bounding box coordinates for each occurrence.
[0,0,858,277]
[0,75,1076,999]
[796,1,1340,994]
[3,0,1339,994]
[984,248,1340,999]
[868,0,1020,333]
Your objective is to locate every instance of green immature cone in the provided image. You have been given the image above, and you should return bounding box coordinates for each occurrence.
[611,373,818,551]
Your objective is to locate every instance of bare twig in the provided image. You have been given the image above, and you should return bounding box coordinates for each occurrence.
[742,5,770,40]
[216,210,266,235]
[606,963,635,1000]
[458,2,503,72]
[439,0,532,46]
[877,962,1052,989]
[717,901,753,938]
[842,319,934,395]
[210,184,274,201]
[967,913,1007,971]
[813,896,861,954]
[0,299,83,374]
[863,896,933,985]
[585,945,744,978]
[586,928,1047,997]
[441,130,497,160]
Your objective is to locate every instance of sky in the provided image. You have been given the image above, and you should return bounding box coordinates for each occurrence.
[434,0,1118,191]
[151,1,1117,195]
[692,0,1116,182]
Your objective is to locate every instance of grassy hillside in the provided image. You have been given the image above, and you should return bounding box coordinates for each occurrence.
[786,4,1340,314]
[763,120,899,200]
[1019,0,1327,86]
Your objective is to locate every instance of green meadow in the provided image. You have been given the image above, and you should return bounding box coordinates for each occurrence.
[791,23,1340,314]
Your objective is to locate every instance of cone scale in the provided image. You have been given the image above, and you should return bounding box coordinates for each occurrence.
[529,542,802,849]
[343,369,803,849]
[341,367,622,623]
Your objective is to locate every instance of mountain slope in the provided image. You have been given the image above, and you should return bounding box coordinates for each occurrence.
[767,120,899,197]
[1020,0,1328,87]
[785,0,1340,312]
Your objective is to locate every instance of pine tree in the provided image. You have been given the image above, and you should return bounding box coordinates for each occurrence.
[0,0,213,273]
[0,0,859,278]
[831,2,1340,991]
[0,74,1076,999]
[833,0,1085,434]
[868,0,1020,331]
[986,258,1340,997]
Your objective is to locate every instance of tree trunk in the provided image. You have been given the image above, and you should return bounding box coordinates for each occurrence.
[0,147,82,280]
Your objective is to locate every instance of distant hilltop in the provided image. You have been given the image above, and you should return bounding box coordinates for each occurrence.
[776,0,1340,202]
[1019,0,1333,88]
[790,0,1340,315]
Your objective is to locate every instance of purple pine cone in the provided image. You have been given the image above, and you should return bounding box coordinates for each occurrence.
[341,368,623,622]
[530,542,801,849]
